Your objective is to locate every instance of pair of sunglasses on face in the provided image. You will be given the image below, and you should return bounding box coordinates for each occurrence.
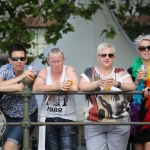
[99,53,114,58]
[11,57,26,61]
[138,46,150,51]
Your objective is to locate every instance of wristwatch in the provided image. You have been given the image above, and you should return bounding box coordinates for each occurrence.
[117,82,121,88]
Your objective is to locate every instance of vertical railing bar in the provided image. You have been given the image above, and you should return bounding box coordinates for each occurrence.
[22,77,31,150]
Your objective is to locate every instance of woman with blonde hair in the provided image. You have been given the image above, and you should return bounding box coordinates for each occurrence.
[79,43,135,150]
[128,34,150,150]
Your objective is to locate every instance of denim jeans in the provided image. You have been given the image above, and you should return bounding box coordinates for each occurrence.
[45,117,78,150]
[3,109,38,148]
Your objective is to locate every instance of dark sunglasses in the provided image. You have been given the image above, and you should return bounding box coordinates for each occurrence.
[11,57,26,61]
[99,53,114,58]
[138,46,150,51]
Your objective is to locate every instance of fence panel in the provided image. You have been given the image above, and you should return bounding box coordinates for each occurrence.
[0,77,147,150]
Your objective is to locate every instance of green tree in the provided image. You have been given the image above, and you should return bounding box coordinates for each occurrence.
[1,0,149,63]
[113,0,150,41]
[0,0,115,54]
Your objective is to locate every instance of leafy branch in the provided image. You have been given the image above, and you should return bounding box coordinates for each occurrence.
[0,0,115,54]
[112,0,150,41]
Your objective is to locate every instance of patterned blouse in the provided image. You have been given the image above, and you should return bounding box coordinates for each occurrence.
[81,66,131,122]
[0,63,38,118]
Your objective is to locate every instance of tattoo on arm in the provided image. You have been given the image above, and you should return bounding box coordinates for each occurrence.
[37,76,46,82]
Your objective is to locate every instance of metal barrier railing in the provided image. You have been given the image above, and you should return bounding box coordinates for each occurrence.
[0,77,148,150]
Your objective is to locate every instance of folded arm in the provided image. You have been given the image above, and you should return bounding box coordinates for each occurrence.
[113,76,136,91]
[33,66,79,92]
[0,70,34,87]
[0,83,24,92]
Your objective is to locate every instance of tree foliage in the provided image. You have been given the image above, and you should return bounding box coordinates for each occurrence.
[0,0,114,54]
[0,0,149,59]
[112,0,150,41]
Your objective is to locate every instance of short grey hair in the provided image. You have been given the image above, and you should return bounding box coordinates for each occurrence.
[97,43,115,55]
[48,48,64,59]
[133,34,150,48]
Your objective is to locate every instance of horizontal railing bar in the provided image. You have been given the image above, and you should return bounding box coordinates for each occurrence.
[0,91,144,95]
[30,91,143,95]
[2,122,150,126]
[28,122,150,125]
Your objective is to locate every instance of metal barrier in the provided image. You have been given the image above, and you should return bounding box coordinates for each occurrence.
[0,77,149,150]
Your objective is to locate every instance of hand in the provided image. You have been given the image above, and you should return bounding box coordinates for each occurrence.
[105,78,115,87]
[98,78,114,90]
[137,70,147,80]
[61,81,72,91]
[54,82,70,91]
[21,70,35,81]
[97,79,105,87]
[143,87,150,97]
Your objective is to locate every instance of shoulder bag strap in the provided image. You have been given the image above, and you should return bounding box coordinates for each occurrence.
[92,66,95,82]
[90,66,98,111]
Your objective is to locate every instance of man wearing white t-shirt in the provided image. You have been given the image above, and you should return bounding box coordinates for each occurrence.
[33,48,78,150]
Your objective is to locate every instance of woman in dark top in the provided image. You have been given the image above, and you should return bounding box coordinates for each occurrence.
[128,34,150,150]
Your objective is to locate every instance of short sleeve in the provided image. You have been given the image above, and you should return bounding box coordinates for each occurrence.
[81,66,93,82]
[0,65,8,79]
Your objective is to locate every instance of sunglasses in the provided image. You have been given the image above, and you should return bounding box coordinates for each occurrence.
[99,53,114,58]
[11,57,26,61]
[138,46,150,51]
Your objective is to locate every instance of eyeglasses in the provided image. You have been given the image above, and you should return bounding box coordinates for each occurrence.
[50,60,63,65]
[11,57,26,61]
[99,53,114,58]
[138,46,150,51]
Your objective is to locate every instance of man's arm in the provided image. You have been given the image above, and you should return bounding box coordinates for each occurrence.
[79,77,104,92]
[0,83,24,92]
[0,70,35,87]
[33,67,60,92]
[65,65,78,91]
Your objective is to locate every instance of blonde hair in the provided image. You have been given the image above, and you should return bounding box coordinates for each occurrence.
[133,34,150,48]
[97,43,115,55]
